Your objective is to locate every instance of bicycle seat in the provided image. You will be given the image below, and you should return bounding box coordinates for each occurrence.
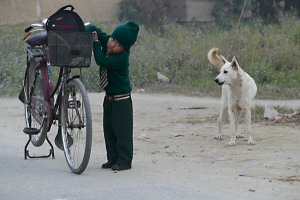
[26,32,47,47]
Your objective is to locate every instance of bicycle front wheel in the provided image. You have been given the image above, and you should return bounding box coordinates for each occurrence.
[59,78,92,174]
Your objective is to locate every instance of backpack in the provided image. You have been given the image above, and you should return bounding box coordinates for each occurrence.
[46,5,86,32]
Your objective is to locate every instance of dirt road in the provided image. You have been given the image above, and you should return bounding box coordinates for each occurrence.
[0,93,299,200]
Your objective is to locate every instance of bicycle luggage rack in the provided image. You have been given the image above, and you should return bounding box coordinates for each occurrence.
[23,127,55,159]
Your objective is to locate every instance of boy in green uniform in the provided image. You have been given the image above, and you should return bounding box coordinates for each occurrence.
[87,22,139,171]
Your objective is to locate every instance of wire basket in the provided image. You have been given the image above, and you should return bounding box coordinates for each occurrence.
[47,31,93,68]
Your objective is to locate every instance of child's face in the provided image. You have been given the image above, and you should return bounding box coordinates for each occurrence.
[107,37,125,54]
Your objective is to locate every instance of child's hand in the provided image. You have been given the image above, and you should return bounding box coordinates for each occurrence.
[92,31,99,41]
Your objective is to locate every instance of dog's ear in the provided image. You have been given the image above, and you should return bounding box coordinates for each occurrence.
[220,55,229,64]
[231,56,240,70]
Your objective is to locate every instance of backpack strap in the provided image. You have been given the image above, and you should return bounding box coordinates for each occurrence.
[59,5,74,11]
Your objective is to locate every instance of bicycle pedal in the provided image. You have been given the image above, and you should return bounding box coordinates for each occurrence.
[68,100,81,109]
[23,127,39,135]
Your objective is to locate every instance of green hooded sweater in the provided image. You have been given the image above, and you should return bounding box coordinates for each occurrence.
[86,24,132,95]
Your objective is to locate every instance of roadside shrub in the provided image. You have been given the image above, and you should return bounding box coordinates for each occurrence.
[118,0,186,32]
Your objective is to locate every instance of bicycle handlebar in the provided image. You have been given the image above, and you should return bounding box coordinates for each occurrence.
[25,23,45,32]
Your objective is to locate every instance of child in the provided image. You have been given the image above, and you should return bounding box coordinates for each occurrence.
[87,21,139,171]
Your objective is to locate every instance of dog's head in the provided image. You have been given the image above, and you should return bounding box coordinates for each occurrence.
[214,56,240,86]
[207,48,241,86]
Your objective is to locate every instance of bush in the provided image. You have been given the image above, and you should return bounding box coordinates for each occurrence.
[118,0,186,32]
[210,0,258,28]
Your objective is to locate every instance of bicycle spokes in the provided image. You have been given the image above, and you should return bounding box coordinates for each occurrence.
[59,79,92,174]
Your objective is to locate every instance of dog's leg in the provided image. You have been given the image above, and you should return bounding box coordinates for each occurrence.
[245,109,255,145]
[216,107,226,140]
[228,108,237,146]
[235,110,244,138]
[216,86,228,140]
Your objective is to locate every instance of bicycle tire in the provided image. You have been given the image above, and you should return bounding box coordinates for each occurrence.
[24,59,48,147]
[59,78,92,174]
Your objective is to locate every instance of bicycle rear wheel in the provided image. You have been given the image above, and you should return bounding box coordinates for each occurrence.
[24,58,48,147]
[59,78,92,174]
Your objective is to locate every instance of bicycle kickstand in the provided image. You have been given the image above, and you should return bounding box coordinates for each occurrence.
[23,127,55,159]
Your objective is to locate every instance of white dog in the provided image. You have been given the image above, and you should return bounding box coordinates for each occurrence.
[208,48,257,145]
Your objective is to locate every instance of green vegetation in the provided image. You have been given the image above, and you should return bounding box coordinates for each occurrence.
[0,17,300,99]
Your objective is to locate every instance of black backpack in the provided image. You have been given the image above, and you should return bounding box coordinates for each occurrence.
[46,5,86,32]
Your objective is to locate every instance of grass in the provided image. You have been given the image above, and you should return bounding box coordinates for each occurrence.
[0,17,300,100]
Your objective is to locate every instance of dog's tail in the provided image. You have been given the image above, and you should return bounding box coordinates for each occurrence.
[208,48,226,68]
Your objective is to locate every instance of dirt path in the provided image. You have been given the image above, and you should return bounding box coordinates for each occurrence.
[132,93,300,198]
[0,93,299,200]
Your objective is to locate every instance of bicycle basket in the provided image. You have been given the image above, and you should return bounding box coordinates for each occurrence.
[47,31,93,68]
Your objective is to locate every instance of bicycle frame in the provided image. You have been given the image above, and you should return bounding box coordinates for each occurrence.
[22,26,62,138]
[26,49,81,133]
[51,66,74,123]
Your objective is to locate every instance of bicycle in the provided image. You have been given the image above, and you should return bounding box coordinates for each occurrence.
[20,17,93,174]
